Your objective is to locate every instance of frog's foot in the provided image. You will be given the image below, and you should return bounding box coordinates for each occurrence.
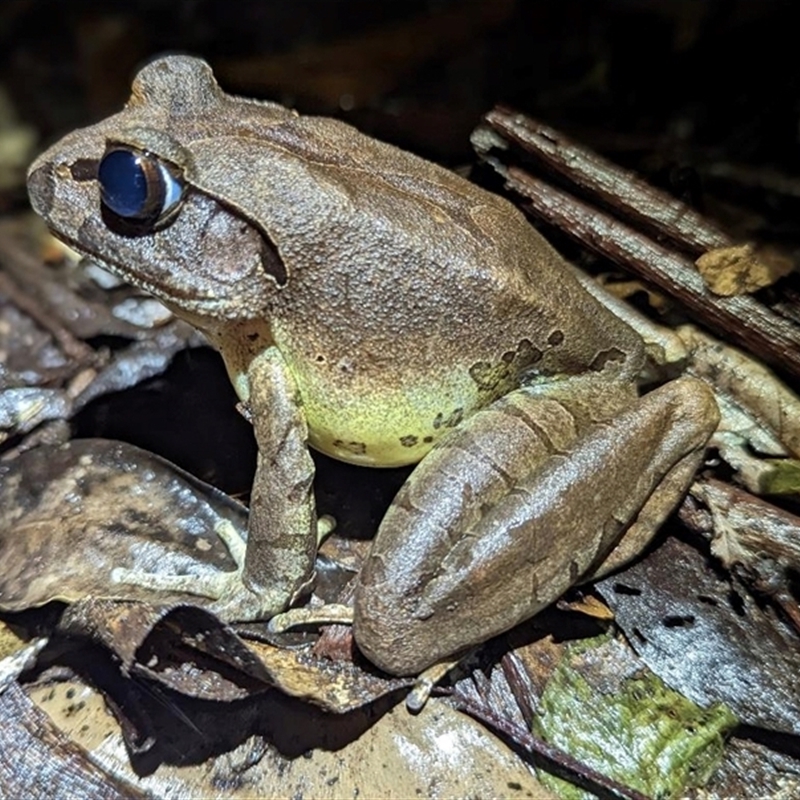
[317,514,336,545]
[267,603,354,633]
[269,604,462,709]
[111,519,247,598]
[406,657,462,712]
[110,519,312,622]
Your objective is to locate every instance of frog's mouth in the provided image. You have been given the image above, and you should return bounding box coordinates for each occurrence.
[45,227,169,297]
[43,228,255,324]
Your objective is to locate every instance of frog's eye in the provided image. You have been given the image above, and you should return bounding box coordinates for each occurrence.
[98,147,183,226]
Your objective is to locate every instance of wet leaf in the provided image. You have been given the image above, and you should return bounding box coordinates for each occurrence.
[597,536,800,734]
[27,677,552,799]
[56,599,407,715]
[708,735,800,798]
[0,387,71,443]
[58,601,275,703]
[0,439,411,716]
[0,681,145,799]
[246,636,410,713]
[0,438,247,611]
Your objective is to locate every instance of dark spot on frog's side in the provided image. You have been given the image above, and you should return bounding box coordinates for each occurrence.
[445,408,463,428]
[469,361,499,392]
[589,347,627,372]
[400,435,418,447]
[470,338,544,394]
[517,338,544,365]
[501,338,543,368]
[548,329,564,346]
[432,408,463,430]
[333,439,367,456]
[423,435,434,443]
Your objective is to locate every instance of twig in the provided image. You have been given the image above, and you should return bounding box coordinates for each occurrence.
[0,226,97,365]
[506,167,800,380]
[474,107,800,381]
[679,479,800,635]
[482,109,731,255]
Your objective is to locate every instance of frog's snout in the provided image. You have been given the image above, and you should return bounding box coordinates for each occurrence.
[27,161,56,216]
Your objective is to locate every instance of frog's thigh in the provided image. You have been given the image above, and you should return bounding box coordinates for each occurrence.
[353,376,718,675]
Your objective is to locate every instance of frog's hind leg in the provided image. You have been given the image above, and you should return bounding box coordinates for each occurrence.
[353,376,719,676]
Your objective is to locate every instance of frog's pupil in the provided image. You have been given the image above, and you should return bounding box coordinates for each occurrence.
[98,150,150,218]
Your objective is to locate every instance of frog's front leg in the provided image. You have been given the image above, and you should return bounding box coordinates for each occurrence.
[112,346,318,620]
[353,376,719,676]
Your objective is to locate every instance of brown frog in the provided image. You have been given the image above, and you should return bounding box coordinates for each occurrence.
[27,56,719,676]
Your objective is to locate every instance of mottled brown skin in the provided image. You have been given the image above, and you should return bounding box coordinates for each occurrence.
[28,56,719,675]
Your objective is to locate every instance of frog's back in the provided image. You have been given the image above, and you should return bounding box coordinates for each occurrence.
[162,75,645,466]
[213,112,644,467]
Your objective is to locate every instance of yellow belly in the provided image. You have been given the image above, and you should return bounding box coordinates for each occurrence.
[217,325,485,468]
[300,369,482,468]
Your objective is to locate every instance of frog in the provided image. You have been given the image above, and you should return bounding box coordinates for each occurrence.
[27,55,719,677]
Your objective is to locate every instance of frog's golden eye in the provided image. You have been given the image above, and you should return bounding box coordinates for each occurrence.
[98,146,183,227]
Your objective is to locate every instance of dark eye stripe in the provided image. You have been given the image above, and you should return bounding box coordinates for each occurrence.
[69,158,99,181]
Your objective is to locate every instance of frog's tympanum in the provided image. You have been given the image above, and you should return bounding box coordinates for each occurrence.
[27,56,719,676]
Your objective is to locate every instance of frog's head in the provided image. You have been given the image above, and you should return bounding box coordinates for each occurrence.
[27,56,293,324]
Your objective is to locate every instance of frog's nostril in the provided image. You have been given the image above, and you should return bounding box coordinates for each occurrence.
[27,163,55,215]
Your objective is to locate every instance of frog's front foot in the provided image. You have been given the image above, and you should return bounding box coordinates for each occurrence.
[110,519,314,622]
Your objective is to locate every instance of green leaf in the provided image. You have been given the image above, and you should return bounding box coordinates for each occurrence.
[533,636,737,800]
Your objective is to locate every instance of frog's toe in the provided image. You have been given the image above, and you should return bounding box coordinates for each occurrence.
[213,519,247,568]
[317,514,336,544]
[110,566,233,599]
[267,603,353,633]
[110,564,285,622]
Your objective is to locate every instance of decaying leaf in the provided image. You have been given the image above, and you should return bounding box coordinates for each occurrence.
[26,676,552,799]
[533,635,736,800]
[695,243,793,296]
[246,637,410,712]
[686,479,800,591]
[707,735,800,799]
[58,601,276,703]
[55,598,409,717]
[0,387,71,444]
[679,324,800,459]
[0,681,145,799]
[0,438,411,719]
